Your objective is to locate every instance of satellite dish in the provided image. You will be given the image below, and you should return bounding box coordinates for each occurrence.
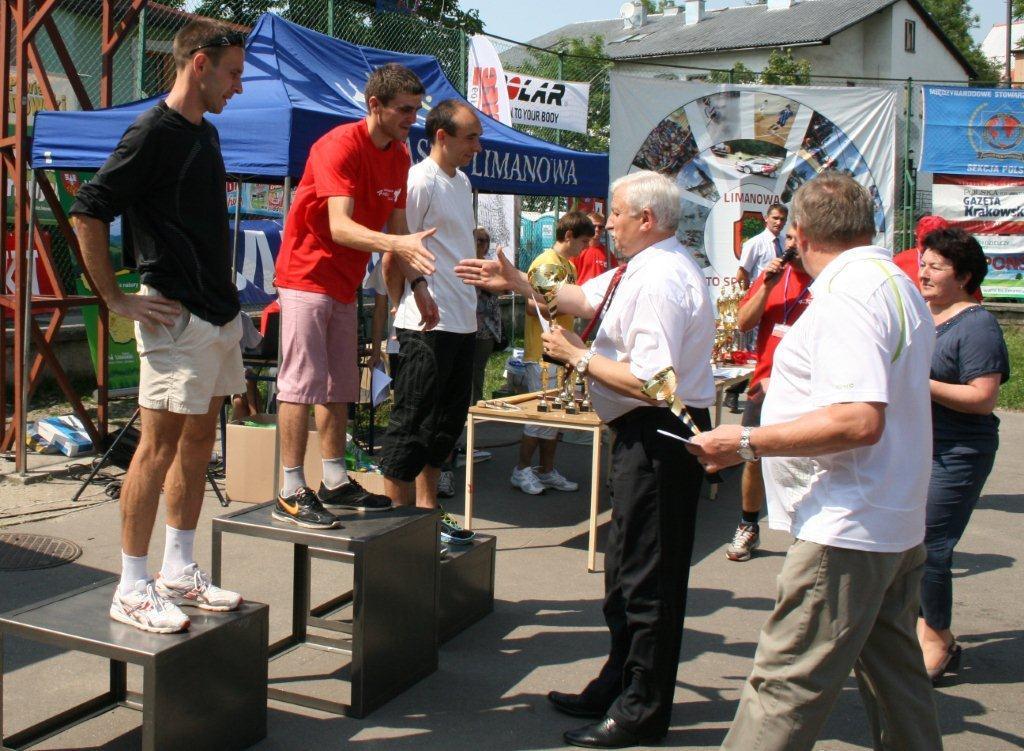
[619,1,641,28]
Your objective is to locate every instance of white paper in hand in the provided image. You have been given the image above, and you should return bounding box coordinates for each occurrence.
[537,312,551,334]
[371,367,392,407]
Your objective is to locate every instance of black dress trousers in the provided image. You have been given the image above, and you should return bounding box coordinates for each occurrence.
[580,405,704,736]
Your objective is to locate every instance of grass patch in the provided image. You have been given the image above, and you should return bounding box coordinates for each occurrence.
[998,325,1024,412]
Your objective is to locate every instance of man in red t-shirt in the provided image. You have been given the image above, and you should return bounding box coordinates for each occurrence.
[571,211,617,285]
[725,229,813,562]
[272,63,437,529]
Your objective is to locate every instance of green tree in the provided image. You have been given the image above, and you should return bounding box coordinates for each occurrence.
[708,51,807,84]
[708,60,757,84]
[193,0,278,26]
[919,0,1000,82]
[760,48,811,85]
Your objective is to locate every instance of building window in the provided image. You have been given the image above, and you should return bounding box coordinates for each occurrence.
[905,20,916,53]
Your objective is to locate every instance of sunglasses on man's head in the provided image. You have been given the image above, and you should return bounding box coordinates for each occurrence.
[188,32,245,57]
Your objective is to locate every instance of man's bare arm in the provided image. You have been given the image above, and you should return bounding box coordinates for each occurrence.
[72,214,179,326]
[327,196,435,275]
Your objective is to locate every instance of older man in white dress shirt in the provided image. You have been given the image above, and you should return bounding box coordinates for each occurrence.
[456,170,715,749]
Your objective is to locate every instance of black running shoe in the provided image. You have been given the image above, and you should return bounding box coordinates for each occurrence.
[317,479,393,511]
[273,487,340,529]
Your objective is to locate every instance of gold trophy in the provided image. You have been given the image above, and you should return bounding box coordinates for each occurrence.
[713,281,744,363]
[641,366,702,436]
[527,263,570,413]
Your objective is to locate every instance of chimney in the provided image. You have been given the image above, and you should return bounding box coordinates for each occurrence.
[663,1,680,16]
[685,1,707,26]
[767,0,796,9]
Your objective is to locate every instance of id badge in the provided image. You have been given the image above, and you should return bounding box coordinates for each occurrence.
[771,323,791,339]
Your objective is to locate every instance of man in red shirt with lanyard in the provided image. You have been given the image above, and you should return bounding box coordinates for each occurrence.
[572,211,617,285]
[724,229,812,562]
[272,63,436,529]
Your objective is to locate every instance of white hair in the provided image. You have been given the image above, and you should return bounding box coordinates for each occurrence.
[610,171,681,232]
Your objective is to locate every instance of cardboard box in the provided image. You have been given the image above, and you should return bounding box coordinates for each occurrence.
[36,415,93,457]
[225,414,385,503]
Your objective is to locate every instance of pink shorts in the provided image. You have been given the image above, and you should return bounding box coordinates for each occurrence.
[276,287,359,405]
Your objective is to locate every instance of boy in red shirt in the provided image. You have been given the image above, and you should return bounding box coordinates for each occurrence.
[571,211,617,285]
[725,229,813,561]
[273,63,436,529]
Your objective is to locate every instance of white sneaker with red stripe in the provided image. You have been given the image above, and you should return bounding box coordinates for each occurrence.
[155,563,243,612]
[110,579,190,634]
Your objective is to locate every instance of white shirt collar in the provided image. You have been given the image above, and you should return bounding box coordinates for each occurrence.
[811,245,891,292]
[621,235,682,281]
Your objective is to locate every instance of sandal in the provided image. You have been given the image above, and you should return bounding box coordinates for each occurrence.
[926,640,962,685]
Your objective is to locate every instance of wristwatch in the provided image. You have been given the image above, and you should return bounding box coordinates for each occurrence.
[738,426,760,462]
[575,350,596,375]
[410,276,427,291]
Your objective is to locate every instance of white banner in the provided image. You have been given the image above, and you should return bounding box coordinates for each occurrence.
[506,72,590,134]
[933,180,1024,223]
[467,34,512,126]
[610,75,896,305]
[467,34,515,265]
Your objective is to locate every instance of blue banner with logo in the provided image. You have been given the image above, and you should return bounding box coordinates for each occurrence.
[922,86,1024,177]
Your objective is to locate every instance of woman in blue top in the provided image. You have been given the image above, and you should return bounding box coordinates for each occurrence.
[916,227,1010,684]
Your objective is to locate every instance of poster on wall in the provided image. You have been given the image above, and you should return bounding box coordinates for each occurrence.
[610,75,896,304]
[932,174,1024,299]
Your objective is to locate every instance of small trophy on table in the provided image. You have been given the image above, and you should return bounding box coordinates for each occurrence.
[527,263,569,413]
[641,366,702,436]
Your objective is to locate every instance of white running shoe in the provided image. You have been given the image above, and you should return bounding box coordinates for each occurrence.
[110,579,191,634]
[155,563,243,612]
[511,465,546,495]
[535,468,579,492]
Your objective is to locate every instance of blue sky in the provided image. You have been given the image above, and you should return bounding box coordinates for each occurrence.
[469,0,1008,45]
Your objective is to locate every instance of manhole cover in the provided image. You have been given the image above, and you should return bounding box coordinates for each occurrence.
[0,533,82,571]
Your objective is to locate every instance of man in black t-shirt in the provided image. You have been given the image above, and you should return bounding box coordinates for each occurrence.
[71,19,246,634]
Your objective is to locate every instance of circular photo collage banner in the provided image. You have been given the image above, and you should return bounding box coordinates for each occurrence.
[628,90,886,300]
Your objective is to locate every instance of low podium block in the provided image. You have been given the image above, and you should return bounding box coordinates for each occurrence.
[439,534,495,644]
[0,580,268,751]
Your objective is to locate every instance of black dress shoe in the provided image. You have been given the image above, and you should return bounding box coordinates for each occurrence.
[547,691,610,719]
[563,717,662,749]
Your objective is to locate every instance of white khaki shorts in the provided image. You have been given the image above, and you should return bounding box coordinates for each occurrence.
[134,286,245,415]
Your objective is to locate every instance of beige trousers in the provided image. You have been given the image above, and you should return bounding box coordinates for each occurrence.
[721,540,942,751]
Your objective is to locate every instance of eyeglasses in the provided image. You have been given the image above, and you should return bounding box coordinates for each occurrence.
[475,237,490,245]
[187,32,245,57]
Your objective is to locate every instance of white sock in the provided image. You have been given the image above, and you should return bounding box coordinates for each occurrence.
[282,465,306,497]
[119,552,149,595]
[322,457,348,490]
[160,526,195,581]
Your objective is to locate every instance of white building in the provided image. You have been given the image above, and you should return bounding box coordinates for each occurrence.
[524,0,975,84]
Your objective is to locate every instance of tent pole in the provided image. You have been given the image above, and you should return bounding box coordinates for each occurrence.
[19,170,37,476]
[272,176,292,501]
[230,178,242,284]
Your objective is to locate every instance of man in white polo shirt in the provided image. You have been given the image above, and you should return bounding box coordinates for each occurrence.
[380,99,481,548]
[688,172,941,750]
[456,170,715,749]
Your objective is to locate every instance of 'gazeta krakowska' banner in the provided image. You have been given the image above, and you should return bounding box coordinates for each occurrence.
[932,173,1024,300]
[610,75,895,305]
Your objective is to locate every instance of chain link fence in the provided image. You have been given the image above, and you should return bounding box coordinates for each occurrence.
[11,1,1006,289]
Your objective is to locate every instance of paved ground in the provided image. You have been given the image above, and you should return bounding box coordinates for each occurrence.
[1,410,1021,750]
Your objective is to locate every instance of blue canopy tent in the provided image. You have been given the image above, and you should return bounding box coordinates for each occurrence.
[30,13,608,197]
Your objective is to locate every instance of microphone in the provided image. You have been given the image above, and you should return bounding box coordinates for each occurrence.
[763,248,797,283]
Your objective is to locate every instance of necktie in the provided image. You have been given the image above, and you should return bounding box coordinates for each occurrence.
[774,235,783,258]
[580,264,627,343]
